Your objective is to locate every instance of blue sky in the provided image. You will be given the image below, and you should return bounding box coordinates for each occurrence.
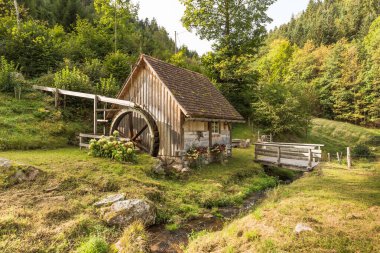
[135,0,309,55]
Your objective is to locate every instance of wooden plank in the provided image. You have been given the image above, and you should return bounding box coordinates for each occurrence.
[33,85,135,107]
[186,117,246,123]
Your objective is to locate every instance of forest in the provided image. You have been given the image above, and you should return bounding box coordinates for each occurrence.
[0,0,379,136]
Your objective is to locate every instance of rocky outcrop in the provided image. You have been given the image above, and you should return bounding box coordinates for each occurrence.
[102,199,156,227]
[0,158,42,187]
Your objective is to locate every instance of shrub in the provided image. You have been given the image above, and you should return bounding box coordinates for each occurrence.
[352,143,375,160]
[75,236,109,253]
[82,58,107,83]
[97,75,119,97]
[88,131,137,163]
[54,66,91,92]
[104,51,134,84]
[0,56,19,92]
[117,221,149,253]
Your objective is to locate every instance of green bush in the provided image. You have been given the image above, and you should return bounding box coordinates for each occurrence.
[88,131,137,163]
[104,51,134,84]
[54,66,91,92]
[82,58,107,83]
[352,143,375,160]
[0,56,18,92]
[97,75,119,97]
[75,236,109,253]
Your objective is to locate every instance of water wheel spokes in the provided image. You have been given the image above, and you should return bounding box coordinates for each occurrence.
[110,108,159,157]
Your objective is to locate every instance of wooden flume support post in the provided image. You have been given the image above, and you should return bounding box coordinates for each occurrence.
[277,146,281,164]
[93,95,98,135]
[347,147,352,169]
[54,88,59,108]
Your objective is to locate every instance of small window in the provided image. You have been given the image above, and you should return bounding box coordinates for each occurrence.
[211,122,220,134]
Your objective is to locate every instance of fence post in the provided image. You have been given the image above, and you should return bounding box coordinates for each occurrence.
[337,152,341,164]
[254,144,257,160]
[277,146,281,165]
[347,147,352,169]
[327,153,331,162]
[270,133,273,142]
[308,149,312,168]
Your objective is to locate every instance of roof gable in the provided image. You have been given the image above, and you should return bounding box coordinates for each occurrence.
[118,54,244,121]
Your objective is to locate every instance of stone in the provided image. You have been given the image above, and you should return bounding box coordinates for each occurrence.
[171,164,183,172]
[94,193,126,207]
[151,158,165,175]
[10,166,40,183]
[181,167,191,173]
[103,199,156,227]
[0,158,12,169]
[294,223,313,234]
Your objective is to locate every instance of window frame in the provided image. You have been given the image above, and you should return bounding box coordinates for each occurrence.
[211,121,220,134]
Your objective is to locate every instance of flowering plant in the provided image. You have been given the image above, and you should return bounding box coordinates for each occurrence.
[88,131,137,163]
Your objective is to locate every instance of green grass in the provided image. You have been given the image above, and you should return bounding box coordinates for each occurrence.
[232,123,258,140]
[292,118,380,153]
[0,147,277,252]
[0,92,89,150]
[186,161,380,252]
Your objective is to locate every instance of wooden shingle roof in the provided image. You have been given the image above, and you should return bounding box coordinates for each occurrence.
[142,55,244,122]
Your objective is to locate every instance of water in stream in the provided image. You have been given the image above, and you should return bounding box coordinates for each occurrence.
[148,191,266,253]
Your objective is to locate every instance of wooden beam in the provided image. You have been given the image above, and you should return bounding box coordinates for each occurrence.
[185,117,246,123]
[128,113,134,138]
[208,122,212,147]
[94,95,98,135]
[33,85,135,107]
[54,88,59,108]
[131,124,148,141]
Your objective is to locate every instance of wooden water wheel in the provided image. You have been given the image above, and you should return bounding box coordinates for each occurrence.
[110,108,160,157]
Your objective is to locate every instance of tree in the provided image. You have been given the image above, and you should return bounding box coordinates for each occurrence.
[181,0,274,55]
[181,0,275,119]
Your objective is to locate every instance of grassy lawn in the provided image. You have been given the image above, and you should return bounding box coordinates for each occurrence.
[0,147,277,252]
[186,160,380,252]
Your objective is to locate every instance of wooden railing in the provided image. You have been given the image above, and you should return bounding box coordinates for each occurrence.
[254,142,324,170]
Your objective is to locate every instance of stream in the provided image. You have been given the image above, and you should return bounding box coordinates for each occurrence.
[147,166,301,253]
[147,190,268,252]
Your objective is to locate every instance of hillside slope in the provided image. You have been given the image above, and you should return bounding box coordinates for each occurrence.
[0,92,89,150]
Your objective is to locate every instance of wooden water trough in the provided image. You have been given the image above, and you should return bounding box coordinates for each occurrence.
[254,142,324,171]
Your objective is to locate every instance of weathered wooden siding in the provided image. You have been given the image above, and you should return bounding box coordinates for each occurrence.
[119,63,182,157]
[183,121,231,150]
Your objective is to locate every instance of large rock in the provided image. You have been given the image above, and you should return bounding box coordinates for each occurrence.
[1,158,42,187]
[103,199,156,227]
[93,193,125,207]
